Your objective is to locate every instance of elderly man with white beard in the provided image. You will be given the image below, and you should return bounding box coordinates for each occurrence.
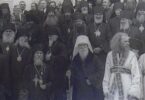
[116,10,141,41]
[69,35,104,100]
[22,44,53,100]
[88,6,109,71]
[0,23,16,100]
[103,32,141,100]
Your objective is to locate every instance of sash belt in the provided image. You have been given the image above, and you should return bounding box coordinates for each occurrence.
[110,67,131,74]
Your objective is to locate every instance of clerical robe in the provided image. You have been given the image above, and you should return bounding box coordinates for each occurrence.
[103,51,141,100]
[22,64,53,100]
[10,45,32,100]
[71,52,104,100]
[139,54,145,100]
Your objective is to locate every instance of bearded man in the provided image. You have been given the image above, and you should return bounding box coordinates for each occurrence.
[0,23,16,55]
[77,0,92,25]
[43,7,58,27]
[10,30,32,100]
[44,27,68,100]
[67,12,87,56]
[22,44,53,100]
[59,0,74,44]
[107,2,124,39]
[70,35,104,100]
[117,10,141,39]
[103,32,141,100]
[88,6,109,70]
[134,2,145,33]
[124,0,137,13]
[133,2,145,54]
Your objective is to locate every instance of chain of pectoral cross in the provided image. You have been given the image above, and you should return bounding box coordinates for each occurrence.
[33,65,44,87]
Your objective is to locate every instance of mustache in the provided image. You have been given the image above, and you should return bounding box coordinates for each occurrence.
[120,44,130,52]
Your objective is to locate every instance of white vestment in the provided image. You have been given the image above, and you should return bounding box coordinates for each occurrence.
[103,51,141,100]
[139,54,145,100]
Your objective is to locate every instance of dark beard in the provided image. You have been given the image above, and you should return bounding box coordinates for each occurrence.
[75,25,86,34]
[113,44,130,56]
[64,15,71,22]
[44,15,58,26]
[113,46,129,63]
[119,45,130,57]
[94,18,103,24]
[125,3,136,10]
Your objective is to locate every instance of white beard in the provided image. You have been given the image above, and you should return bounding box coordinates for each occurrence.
[94,18,103,24]
[82,10,88,14]
[2,35,15,43]
[34,60,43,66]
[137,14,145,23]
[79,50,89,61]
[120,22,130,30]
[49,40,54,47]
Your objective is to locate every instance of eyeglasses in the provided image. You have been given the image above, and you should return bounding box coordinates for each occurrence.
[78,44,88,49]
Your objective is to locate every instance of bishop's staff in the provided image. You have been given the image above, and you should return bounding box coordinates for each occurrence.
[66,69,73,100]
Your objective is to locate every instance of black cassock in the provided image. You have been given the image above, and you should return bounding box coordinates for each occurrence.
[0,54,10,100]
[23,64,53,100]
[71,52,104,100]
[0,42,13,56]
[10,45,32,100]
[0,42,14,100]
[88,23,109,64]
[45,40,69,100]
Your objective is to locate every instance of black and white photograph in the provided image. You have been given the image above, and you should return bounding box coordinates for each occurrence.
[0,0,144,100]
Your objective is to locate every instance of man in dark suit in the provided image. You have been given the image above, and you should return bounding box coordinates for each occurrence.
[38,0,49,23]
[19,1,28,23]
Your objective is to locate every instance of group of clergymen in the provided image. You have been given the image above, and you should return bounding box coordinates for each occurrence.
[0,0,145,100]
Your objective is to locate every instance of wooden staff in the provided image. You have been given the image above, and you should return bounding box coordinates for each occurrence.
[66,70,73,100]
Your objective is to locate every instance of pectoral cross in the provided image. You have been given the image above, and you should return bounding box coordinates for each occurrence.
[39,76,43,85]
[6,46,9,52]
[95,30,101,37]
[68,28,71,33]
[33,74,39,87]
[139,24,144,32]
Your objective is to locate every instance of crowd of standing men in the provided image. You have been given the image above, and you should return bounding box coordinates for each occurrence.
[0,0,145,100]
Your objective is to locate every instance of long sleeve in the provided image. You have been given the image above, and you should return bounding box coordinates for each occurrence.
[102,52,111,95]
[139,54,145,75]
[128,55,141,99]
[139,54,145,100]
